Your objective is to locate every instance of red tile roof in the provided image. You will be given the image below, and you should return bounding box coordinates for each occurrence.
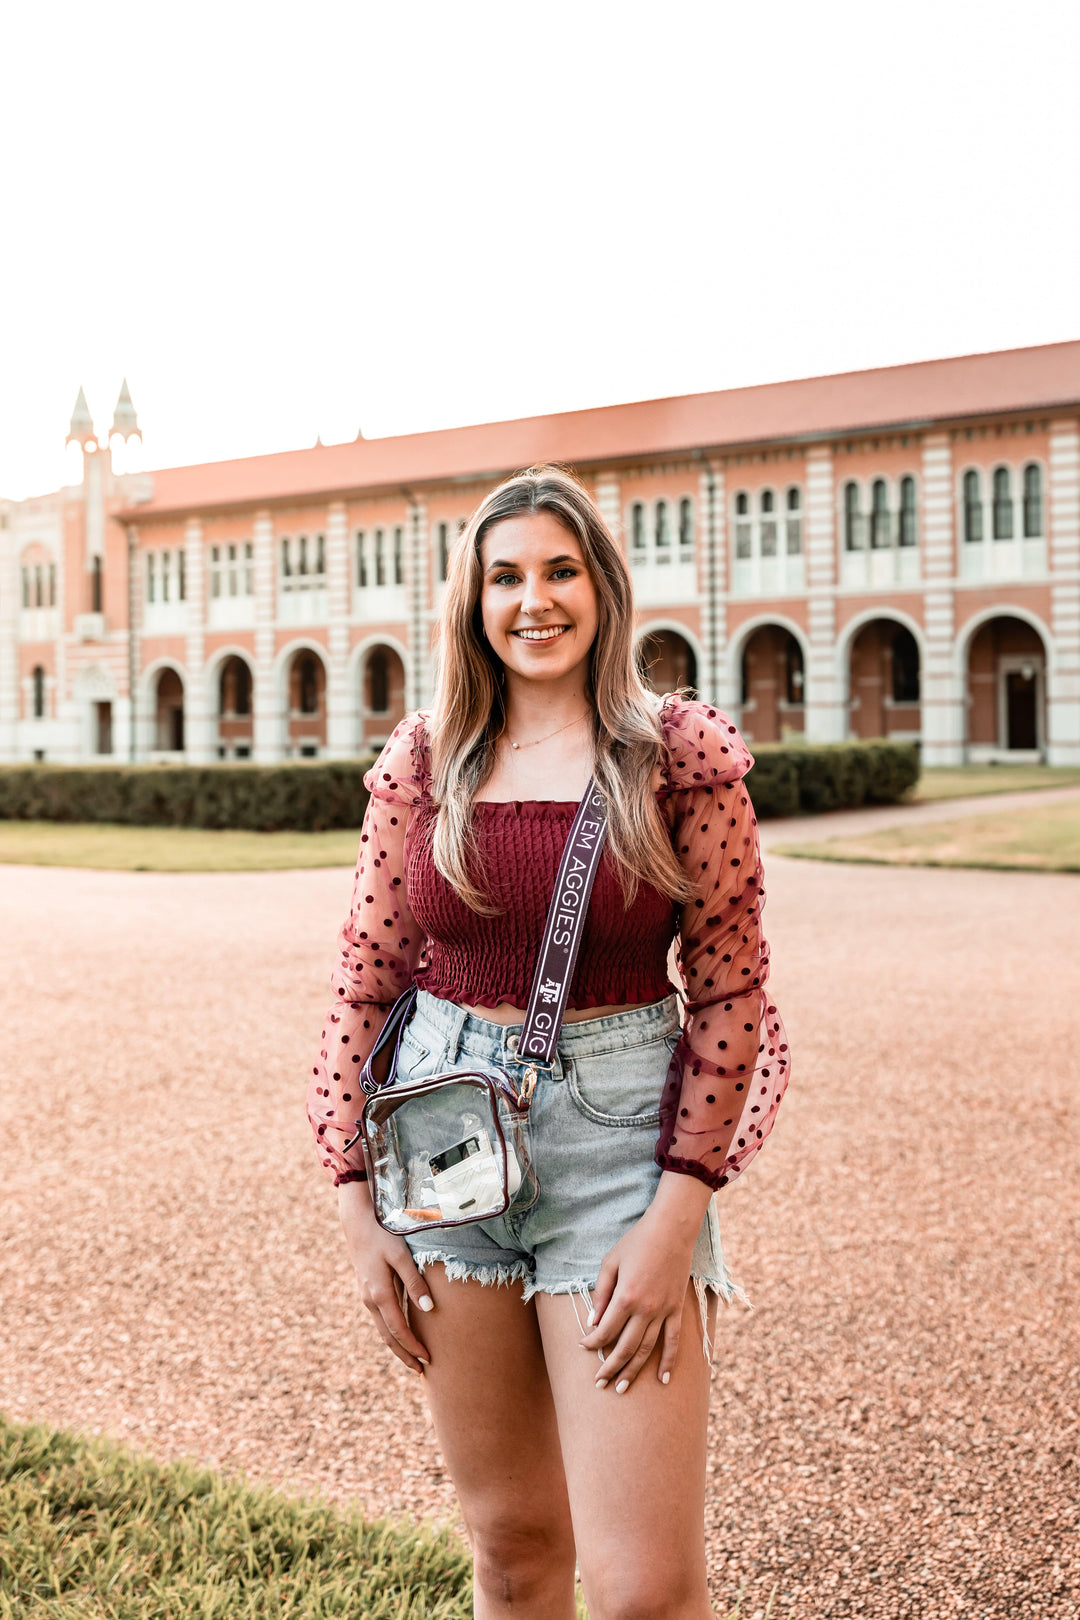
[119,339,1080,520]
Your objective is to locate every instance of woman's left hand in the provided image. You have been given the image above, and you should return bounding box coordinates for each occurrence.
[579,1172,714,1391]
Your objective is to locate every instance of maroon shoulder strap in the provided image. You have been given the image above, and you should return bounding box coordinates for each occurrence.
[518,779,608,1070]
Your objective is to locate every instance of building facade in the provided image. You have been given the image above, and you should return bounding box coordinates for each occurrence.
[2,341,1078,768]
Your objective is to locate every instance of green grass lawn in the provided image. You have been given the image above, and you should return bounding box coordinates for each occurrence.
[909,764,1080,801]
[0,1416,760,1619]
[0,821,362,872]
[775,798,1080,873]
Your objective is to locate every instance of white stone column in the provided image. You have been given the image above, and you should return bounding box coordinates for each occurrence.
[252,511,282,761]
[324,501,357,756]
[0,522,17,761]
[182,518,214,762]
[1047,419,1080,765]
[919,434,964,765]
[407,497,430,709]
[700,462,730,708]
[803,446,844,742]
[594,473,620,545]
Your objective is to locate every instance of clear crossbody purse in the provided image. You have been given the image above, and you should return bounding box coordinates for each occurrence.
[343,781,609,1237]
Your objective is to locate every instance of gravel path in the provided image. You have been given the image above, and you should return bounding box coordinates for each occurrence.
[1,853,1077,1617]
[759,782,1080,850]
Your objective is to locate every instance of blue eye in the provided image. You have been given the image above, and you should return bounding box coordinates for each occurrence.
[494,572,518,586]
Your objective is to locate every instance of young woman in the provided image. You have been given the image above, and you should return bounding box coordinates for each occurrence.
[308,466,789,1620]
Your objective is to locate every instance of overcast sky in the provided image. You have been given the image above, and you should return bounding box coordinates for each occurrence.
[2,0,1077,501]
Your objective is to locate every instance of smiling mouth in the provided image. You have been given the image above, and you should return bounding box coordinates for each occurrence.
[511,625,571,642]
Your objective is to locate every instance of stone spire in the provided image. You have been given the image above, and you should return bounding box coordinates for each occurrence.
[67,386,95,447]
[111,378,141,440]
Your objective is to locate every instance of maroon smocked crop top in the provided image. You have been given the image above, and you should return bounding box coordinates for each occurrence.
[308,695,790,1193]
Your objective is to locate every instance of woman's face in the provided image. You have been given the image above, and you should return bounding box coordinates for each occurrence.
[478,511,600,690]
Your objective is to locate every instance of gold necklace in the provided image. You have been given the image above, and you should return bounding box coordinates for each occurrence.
[505,711,590,751]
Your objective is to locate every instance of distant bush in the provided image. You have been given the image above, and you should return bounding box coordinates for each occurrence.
[0,759,377,832]
[745,739,920,818]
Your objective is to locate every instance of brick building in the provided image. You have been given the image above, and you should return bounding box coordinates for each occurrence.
[2,341,1078,767]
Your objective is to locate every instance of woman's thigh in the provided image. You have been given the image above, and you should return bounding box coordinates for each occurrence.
[415,1263,575,1556]
[535,1284,716,1616]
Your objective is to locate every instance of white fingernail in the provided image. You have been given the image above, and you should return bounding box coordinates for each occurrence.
[595,1379,608,1390]
[616,1380,629,1394]
[661,1371,671,1385]
[418,1295,434,1312]
[586,1309,596,1327]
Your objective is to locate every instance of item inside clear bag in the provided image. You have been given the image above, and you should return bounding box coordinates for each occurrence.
[361,1075,537,1236]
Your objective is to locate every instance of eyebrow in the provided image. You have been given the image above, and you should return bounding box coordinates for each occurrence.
[485,554,577,571]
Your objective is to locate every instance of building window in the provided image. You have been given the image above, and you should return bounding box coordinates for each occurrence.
[655,500,670,550]
[32,665,46,719]
[679,497,693,551]
[21,567,30,608]
[161,550,172,603]
[759,489,777,557]
[298,654,319,714]
[963,470,983,542]
[92,554,102,613]
[244,541,254,594]
[785,487,802,555]
[178,548,186,601]
[210,546,221,597]
[281,537,292,577]
[631,503,645,552]
[49,563,56,606]
[356,530,367,587]
[34,565,44,607]
[437,522,449,582]
[393,526,404,584]
[1022,463,1042,537]
[844,482,864,551]
[992,467,1014,540]
[734,491,752,559]
[315,533,325,574]
[374,528,386,586]
[298,535,309,575]
[146,552,156,603]
[899,476,917,546]
[891,627,920,703]
[368,651,389,713]
[870,479,891,549]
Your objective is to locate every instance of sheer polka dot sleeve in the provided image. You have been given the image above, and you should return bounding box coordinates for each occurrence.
[655,699,791,1192]
[306,714,429,1186]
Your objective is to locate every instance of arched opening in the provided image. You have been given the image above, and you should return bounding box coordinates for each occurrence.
[847,619,921,741]
[637,629,698,698]
[965,615,1047,759]
[286,648,327,757]
[154,667,185,753]
[360,643,407,749]
[217,654,255,759]
[738,624,804,743]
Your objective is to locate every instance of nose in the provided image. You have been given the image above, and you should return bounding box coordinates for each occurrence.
[520,571,554,617]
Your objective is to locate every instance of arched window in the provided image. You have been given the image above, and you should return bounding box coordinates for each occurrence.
[899,476,917,546]
[32,665,45,719]
[315,533,325,575]
[759,489,777,556]
[368,651,389,713]
[393,526,405,584]
[34,565,44,607]
[374,528,386,586]
[785,638,804,705]
[785,487,802,556]
[891,627,920,704]
[49,563,56,606]
[870,479,890,549]
[963,471,983,543]
[21,568,30,608]
[655,500,670,550]
[298,654,319,714]
[734,492,752,559]
[844,482,863,551]
[298,535,309,575]
[356,530,367,587]
[992,467,1014,540]
[1023,464,1042,537]
[281,537,292,577]
[92,554,102,613]
[678,497,693,550]
[437,522,449,582]
[630,503,645,552]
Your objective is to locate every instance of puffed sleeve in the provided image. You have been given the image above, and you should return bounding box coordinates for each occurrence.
[654,699,791,1191]
[306,713,429,1186]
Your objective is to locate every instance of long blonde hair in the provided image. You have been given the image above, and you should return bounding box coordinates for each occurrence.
[427,464,694,916]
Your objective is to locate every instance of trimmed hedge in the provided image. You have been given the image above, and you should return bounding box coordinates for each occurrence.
[745,739,920,818]
[0,760,377,833]
[0,739,917,831]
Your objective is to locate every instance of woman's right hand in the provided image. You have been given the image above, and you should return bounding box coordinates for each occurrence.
[337,1180,434,1373]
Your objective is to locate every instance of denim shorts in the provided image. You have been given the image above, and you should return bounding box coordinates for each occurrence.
[394,990,745,1339]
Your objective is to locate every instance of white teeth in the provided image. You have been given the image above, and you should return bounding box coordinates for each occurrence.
[513,626,569,641]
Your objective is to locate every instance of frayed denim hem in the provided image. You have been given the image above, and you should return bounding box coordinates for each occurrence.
[521,1263,751,1366]
[410,1252,533,1290]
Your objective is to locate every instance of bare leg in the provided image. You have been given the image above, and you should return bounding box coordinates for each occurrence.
[416,1263,578,1619]
[536,1283,717,1620]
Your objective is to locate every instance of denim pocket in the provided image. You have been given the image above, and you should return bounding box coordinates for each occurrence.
[565,1032,678,1129]
[395,1025,446,1083]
